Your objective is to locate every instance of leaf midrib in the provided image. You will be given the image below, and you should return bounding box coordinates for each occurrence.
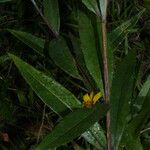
[16,61,81,112]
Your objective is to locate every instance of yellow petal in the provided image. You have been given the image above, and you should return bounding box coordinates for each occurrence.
[89,91,94,100]
[93,92,103,104]
[83,93,91,102]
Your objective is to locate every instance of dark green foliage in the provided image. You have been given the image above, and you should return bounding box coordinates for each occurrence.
[0,0,149,149]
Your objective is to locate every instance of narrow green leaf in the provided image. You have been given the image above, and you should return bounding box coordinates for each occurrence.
[82,122,106,149]
[133,75,150,113]
[43,0,60,33]
[79,11,103,91]
[8,29,44,56]
[8,54,81,115]
[119,132,143,150]
[119,89,150,150]
[110,52,136,149]
[98,0,108,21]
[36,104,109,149]
[49,37,81,79]
[129,89,150,135]
[109,9,145,46]
[105,10,144,85]
[82,0,100,16]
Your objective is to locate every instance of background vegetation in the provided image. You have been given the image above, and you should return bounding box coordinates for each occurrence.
[0,0,150,150]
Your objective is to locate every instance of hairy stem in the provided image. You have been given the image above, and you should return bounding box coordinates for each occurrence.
[102,21,113,150]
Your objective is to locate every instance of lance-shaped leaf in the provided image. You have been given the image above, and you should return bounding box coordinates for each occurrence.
[129,89,150,136]
[79,11,103,91]
[8,54,81,115]
[109,9,145,46]
[36,104,109,150]
[110,52,136,149]
[49,37,81,79]
[43,0,60,33]
[82,0,100,16]
[9,30,81,79]
[119,89,150,150]
[8,29,44,56]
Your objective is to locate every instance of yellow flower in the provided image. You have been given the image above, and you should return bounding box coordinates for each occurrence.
[83,91,103,108]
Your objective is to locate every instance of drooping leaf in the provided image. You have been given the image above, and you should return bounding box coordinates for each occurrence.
[8,54,81,115]
[36,104,109,149]
[79,11,103,91]
[43,0,60,33]
[8,29,44,56]
[110,52,136,149]
[98,0,108,21]
[82,0,100,16]
[49,37,81,79]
